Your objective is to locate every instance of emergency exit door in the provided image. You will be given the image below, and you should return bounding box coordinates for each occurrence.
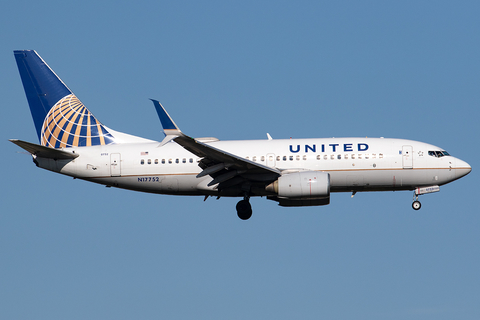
[266,153,276,167]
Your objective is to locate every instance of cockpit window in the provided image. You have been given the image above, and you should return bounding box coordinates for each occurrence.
[428,150,450,158]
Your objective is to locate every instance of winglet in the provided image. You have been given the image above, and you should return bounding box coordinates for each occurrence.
[151,99,186,147]
[150,99,182,135]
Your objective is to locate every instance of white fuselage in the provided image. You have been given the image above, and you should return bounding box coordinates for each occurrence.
[36,137,471,197]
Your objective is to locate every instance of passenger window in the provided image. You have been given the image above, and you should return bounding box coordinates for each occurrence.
[351,154,355,159]
[331,155,335,160]
[324,155,328,160]
[317,155,321,160]
[168,159,172,164]
[140,159,145,165]
[337,154,342,160]
[155,159,159,164]
[372,154,376,159]
[289,156,294,161]
[162,159,166,164]
[182,158,186,163]
[189,158,193,163]
[296,155,300,161]
[253,156,257,162]
[277,156,281,161]
[283,156,287,161]
[344,154,348,159]
[261,156,265,161]
[379,154,383,159]
[175,159,179,164]
[147,159,151,164]
[358,154,362,159]
[365,154,369,159]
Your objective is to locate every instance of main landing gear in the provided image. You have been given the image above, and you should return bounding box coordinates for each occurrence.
[236,195,252,220]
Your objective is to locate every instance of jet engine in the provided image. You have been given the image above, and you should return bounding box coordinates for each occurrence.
[266,171,330,199]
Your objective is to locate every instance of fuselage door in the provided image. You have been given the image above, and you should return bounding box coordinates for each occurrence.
[110,153,121,176]
[402,145,413,169]
[266,153,276,167]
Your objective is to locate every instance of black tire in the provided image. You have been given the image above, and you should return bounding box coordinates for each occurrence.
[412,201,421,210]
[236,199,252,220]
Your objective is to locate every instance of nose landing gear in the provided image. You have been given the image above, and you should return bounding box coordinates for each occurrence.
[412,192,421,210]
[412,188,422,210]
[411,186,440,210]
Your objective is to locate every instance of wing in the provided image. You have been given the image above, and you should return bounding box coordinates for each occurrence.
[151,100,280,190]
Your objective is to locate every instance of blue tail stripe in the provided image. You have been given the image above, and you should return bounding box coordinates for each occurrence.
[14,50,71,141]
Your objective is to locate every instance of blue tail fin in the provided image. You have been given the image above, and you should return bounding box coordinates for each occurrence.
[14,50,115,148]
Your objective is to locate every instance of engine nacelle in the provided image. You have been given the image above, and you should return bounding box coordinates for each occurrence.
[266,171,330,199]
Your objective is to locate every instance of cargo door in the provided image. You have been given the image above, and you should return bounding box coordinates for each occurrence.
[110,153,121,176]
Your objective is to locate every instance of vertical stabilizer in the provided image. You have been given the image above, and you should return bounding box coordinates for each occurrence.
[14,50,115,148]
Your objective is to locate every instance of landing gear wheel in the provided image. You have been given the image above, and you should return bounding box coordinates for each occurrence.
[236,199,252,220]
[412,200,421,210]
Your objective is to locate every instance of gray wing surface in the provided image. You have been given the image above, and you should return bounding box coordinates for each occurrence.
[151,100,280,189]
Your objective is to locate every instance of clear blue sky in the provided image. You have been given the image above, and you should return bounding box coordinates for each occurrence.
[1,1,479,319]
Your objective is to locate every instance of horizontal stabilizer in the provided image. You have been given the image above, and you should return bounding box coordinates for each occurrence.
[10,139,79,159]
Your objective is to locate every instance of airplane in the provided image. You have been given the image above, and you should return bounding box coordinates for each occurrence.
[10,50,472,220]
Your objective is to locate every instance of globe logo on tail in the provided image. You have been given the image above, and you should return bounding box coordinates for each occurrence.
[41,94,115,148]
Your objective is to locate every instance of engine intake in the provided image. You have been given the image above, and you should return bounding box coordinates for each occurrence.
[266,171,330,199]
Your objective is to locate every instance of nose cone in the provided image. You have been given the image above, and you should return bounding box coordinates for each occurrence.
[455,158,472,179]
